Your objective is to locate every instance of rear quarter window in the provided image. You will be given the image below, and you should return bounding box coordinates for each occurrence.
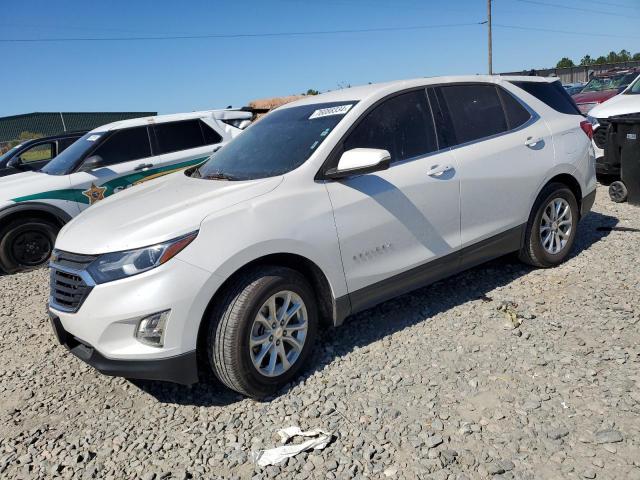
[510,81,581,115]
[497,88,532,129]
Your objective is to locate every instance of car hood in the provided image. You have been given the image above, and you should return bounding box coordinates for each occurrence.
[589,93,640,119]
[573,90,618,104]
[56,172,283,255]
[0,171,71,204]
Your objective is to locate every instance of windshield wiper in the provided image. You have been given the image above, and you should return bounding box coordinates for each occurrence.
[203,171,237,181]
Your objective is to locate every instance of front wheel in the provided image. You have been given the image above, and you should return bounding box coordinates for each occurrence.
[0,218,59,274]
[206,266,318,398]
[519,183,579,268]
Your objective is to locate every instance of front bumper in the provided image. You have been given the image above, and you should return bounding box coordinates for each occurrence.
[49,311,199,384]
[48,256,223,384]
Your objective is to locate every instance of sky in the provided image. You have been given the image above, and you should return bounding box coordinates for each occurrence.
[1,0,639,117]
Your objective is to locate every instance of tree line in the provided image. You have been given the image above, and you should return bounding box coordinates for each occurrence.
[556,50,640,68]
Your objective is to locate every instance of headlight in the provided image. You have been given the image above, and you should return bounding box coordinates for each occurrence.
[87,231,197,284]
[586,115,600,128]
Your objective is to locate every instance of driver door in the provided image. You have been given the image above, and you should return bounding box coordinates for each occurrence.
[325,89,461,311]
[69,126,159,212]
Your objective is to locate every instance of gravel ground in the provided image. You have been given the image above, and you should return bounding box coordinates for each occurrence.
[1,183,639,480]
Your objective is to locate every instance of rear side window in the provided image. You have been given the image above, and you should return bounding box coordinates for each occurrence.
[510,81,581,115]
[91,127,151,166]
[438,84,508,144]
[344,90,437,162]
[154,120,206,154]
[498,88,532,129]
[200,121,223,145]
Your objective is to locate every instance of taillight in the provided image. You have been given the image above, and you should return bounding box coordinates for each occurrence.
[580,120,593,140]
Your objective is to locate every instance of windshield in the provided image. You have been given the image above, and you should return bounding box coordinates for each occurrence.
[194,101,356,181]
[624,75,640,95]
[582,73,638,93]
[41,131,104,175]
[0,144,23,166]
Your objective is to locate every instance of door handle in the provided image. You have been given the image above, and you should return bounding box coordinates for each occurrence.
[134,163,153,171]
[427,164,454,177]
[525,136,543,148]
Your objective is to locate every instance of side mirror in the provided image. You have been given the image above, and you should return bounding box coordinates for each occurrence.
[325,148,391,180]
[6,157,25,170]
[79,155,104,172]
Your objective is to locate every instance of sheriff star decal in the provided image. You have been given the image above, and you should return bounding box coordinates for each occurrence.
[82,183,107,205]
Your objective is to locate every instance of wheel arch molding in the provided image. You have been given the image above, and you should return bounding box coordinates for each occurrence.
[536,172,583,217]
[0,202,71,229]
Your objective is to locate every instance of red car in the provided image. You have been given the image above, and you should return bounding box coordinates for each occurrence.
[572,68,640,114]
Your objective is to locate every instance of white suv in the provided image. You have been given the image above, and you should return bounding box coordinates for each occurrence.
[49,76,596,398]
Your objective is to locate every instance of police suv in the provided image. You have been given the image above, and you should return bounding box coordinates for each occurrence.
[0,109,252,273]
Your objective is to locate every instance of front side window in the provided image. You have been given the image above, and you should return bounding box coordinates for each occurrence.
[19,142,55,163]
[154,120,209,154]
[195,101,356,181]
[344,90,437,162]
[41,132,106,175]
[90,127,151,167]
[438,84,508,144]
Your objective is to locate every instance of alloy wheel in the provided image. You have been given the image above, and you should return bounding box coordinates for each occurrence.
[540,197,572,255]
[249,290,308,377]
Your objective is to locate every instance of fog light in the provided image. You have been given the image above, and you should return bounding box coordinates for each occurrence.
[136,310,170,347]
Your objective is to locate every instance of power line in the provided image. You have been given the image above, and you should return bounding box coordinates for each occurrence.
[0,22,483,43]
[493,22,640,39]
[580,0,640,8]
[512,0,640,19]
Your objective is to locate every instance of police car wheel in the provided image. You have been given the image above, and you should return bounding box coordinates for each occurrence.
[0,218,59,274]
[608,181,628,203]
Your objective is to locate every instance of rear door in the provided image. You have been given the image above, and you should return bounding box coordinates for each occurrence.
[149,119,224,179]
[432,83,555,247]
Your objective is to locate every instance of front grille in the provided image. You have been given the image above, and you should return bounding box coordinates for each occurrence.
[49,250,96,313]
[53,250,96,270]
[594,118,610,149]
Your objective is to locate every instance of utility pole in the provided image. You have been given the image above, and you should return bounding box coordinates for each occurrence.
[487,0,493,75]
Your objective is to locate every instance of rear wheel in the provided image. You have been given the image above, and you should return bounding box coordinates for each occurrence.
[609,181,628,203]
[0,218,59,273]
[519,183,579,268]
[206,266,318,398]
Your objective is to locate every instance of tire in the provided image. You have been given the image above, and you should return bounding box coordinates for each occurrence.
[0,217,59,274]
[608,181,628,203]
[206,266,318,398]
[519,183,579,268]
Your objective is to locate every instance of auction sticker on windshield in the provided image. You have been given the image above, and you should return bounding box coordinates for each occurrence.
[309,104,353,119]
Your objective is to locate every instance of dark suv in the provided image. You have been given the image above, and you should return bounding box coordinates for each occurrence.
[0,131,87,177]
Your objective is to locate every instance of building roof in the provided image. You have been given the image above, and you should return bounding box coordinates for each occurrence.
[0,112,156,143]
